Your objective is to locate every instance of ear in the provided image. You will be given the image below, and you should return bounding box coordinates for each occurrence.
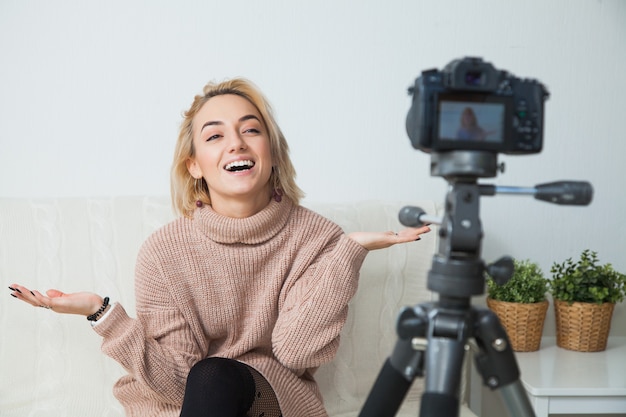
[186,158,202,179]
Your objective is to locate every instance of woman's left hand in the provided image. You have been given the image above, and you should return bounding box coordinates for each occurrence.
[347,225,431,251]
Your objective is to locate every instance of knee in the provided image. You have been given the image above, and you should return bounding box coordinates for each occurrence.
[185,357,251,391]
[187,357,230,385]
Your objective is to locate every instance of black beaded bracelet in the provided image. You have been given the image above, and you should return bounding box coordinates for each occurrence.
[87,296,110,321]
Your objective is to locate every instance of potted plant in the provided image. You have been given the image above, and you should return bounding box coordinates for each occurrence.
[549,249,626,352]
[486,259,549,352]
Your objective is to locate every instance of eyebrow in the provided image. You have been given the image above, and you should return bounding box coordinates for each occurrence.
[200,114,261,133]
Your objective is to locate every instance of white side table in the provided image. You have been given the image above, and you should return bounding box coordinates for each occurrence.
[515,336,626,417]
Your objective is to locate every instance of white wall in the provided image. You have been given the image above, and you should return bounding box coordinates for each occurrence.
[2,1,625,318]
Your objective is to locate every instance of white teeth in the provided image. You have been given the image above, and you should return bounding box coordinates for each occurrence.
[225,160,254,171]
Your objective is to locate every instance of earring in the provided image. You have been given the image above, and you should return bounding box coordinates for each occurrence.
[271,167,282,203]
[195,178,204,207]
[272,188,283,203]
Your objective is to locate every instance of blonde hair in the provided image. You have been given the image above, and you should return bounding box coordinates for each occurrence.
[171,78,304,217]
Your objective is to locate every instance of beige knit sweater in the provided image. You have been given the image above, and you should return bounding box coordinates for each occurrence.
[93,198,368,417]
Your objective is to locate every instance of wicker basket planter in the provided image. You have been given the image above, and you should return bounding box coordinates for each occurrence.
[554,300,614,352]
[549,250,625,352]
[487,298,549,352]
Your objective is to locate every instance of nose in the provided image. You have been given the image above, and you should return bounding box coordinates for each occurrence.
[227,131,247,152]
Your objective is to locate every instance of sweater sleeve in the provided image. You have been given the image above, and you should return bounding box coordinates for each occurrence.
[92,239,204,406]
[271,232,367,372]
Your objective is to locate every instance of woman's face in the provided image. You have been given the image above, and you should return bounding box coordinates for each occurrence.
[187,94,273,212]
[462,109,476,126]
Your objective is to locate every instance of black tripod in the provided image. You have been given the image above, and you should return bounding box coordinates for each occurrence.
[358,151,593,417]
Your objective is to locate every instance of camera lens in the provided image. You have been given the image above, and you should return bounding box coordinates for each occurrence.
[465,71,483,86]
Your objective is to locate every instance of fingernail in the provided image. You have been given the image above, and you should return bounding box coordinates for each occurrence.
[415,237,422,241]
[8,286,16,291]
[10,294,17,298]
[30,291,35,296]
[14,288,22,294]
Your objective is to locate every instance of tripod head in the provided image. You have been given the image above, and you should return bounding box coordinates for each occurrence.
[399,150,593,302]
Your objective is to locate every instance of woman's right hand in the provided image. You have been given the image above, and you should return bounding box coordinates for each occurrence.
[8,284,104,317]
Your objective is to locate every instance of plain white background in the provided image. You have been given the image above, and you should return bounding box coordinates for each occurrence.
[1,0,625,301]
[1,2,625,416]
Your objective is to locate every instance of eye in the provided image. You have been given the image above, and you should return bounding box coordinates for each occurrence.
[241,120,263,135]
[205,134,221,142]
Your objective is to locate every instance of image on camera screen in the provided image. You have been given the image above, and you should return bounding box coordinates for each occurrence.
[438,100,505,143]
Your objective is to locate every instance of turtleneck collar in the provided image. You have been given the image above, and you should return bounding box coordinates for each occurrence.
[192,199,294,244]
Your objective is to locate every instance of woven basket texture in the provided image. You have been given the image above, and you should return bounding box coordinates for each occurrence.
[487,298,548,352]
[554,300,614,352]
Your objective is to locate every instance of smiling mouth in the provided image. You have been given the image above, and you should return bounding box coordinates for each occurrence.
[224,160,255,172]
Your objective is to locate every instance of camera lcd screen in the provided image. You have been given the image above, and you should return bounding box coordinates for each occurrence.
[437,96,506,144]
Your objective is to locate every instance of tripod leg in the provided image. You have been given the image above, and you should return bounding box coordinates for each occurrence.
[420,336,466,417]
[473,308,536,417]
[359,307,427,417]
[418,304,472,417]
[359,342,418,417]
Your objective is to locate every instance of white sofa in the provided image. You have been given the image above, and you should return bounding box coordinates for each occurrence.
[0,197,477,417]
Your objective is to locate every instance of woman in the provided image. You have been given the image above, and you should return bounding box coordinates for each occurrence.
[9,78,430,417]
[456,106,488,141]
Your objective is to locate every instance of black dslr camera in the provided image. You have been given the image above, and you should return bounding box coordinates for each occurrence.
[406,57,549,155]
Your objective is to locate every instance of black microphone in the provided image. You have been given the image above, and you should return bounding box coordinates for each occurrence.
[534,181,593,205]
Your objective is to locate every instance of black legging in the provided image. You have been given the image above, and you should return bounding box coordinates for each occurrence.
[179,357,282,417]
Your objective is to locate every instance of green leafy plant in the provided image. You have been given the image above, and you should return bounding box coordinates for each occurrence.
[549,249,626,304]
[486,259,548,303]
